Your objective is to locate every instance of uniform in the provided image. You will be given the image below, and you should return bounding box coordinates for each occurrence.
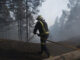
[33,19,50,57]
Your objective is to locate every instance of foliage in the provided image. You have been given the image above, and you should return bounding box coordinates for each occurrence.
[0,0,44,41]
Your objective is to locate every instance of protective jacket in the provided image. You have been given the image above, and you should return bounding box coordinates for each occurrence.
[33,20,49,36]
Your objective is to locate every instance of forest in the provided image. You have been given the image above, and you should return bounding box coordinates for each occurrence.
[0,0,80,60]
[0,0,44,42]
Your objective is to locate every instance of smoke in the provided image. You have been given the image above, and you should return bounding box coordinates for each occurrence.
[0,0,44,42]
[49,0,80,42]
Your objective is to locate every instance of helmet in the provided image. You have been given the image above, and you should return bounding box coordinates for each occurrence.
[36,15,43,20]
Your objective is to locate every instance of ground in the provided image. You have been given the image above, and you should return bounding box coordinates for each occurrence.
[0,39,76,60]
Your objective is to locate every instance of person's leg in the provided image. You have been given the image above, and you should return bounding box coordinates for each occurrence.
[42,34,50,57]
[43,40,50,57]
[40,39,44,54]
[40,37,49,57]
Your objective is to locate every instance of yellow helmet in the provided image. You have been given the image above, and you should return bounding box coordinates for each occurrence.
[36,15,43,20]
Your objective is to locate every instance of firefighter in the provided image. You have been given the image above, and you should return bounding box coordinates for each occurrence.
[33,15,50,57]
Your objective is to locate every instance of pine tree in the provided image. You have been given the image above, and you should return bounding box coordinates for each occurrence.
[0,0,44,42]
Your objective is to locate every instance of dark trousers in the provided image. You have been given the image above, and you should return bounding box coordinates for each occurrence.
[40,34,49,56]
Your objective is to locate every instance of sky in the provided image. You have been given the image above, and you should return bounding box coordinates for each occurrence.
[39,0,69,27]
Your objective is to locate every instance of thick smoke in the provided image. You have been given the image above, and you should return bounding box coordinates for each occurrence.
[49,0,80,43]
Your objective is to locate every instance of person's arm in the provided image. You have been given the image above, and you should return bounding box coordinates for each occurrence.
[33,22,39,34]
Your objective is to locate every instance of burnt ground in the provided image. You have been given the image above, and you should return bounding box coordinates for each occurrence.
[0,39,77,60]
